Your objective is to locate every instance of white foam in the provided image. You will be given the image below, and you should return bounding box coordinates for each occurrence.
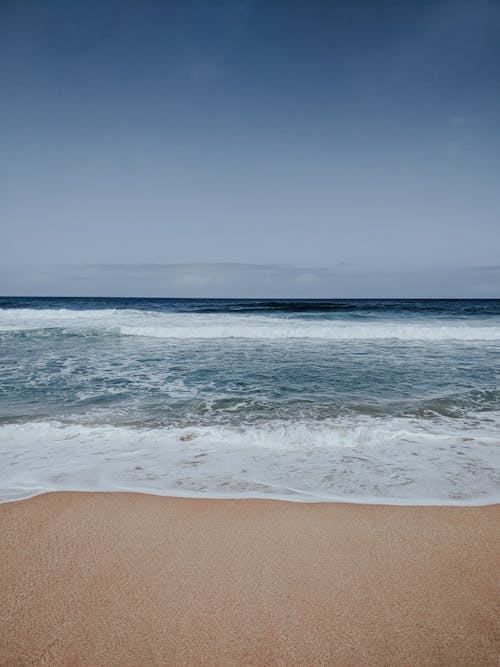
[1,415,499,505]
[1,308,500,341]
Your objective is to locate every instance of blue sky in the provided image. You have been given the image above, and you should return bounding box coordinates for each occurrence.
[1,0,499,296]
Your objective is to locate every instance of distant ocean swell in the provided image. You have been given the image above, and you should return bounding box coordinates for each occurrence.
[1,298,499,505]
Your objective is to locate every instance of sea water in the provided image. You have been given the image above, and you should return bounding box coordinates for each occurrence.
[0,297,499,504]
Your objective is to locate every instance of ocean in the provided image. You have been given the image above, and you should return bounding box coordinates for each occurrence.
[0,296,499,505]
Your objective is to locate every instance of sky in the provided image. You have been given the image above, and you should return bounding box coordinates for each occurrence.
[1,0,499,297]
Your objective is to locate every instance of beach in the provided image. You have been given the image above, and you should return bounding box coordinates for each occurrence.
[1,492,498,666]
[3,0,500,659]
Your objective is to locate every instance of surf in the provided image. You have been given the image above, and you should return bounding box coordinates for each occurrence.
[1,308,500,341]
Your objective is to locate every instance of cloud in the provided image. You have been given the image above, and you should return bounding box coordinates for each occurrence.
[1,262,499,298]
[0,262,343,297]
[88,262,343,289]
[174,269,228,288]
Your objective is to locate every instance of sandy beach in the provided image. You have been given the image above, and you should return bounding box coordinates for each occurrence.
[0,492,499,666]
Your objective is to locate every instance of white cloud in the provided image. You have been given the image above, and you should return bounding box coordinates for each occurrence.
[174,270,229,287]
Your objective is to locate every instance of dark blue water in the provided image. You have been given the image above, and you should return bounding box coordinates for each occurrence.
[2,296,500,316]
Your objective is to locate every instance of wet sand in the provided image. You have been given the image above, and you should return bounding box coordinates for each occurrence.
[0,492,499,666]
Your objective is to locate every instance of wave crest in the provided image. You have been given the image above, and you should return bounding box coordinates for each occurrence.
[1,308,499,341]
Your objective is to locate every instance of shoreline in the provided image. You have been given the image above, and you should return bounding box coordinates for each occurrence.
[1,492,499,666]
[2,488,500,507]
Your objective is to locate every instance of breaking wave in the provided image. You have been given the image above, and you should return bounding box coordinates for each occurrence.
[1,308,499,341]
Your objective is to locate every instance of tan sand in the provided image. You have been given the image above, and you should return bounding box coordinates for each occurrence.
[0,492,499,666]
